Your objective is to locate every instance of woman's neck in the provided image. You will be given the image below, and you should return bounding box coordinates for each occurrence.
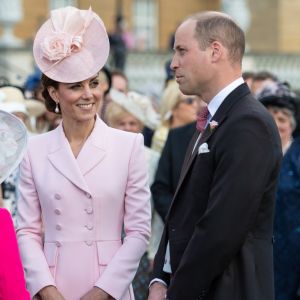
[63,118,96,157]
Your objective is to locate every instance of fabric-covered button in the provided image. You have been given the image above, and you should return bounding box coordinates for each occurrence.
[54,194,61,200]
[86,223,93,230]
[85,207,93,214]
[56,224,62,231]
[56,241,61,247]
[54,208,61,215]
[85,241,93,246]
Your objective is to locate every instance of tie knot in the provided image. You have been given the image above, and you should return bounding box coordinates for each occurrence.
[196,106,209,133]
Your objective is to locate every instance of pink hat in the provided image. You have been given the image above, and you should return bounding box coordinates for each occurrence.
[33,6,109,83]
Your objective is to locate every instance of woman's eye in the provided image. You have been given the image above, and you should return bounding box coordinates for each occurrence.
[70,84,81,89]
[90,80,99,88]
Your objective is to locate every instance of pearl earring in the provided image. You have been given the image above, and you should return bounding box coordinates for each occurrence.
[55,102,60,114]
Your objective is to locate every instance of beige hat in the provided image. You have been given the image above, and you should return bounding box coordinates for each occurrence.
[0,110,27,183]
[0,86,46,117]
[110,88,160,130]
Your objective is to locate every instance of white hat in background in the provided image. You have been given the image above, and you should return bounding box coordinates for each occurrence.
[110,88,160,130]
[0,110,27,183]
[0,86,46,117]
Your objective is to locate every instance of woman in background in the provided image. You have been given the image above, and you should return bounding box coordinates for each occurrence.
[151,80,199,153]
[258,81,300,300]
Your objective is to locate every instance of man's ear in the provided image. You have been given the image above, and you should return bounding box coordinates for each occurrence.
[210,41,223,63]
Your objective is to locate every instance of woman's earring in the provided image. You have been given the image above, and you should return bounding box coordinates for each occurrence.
[55,102,60,114]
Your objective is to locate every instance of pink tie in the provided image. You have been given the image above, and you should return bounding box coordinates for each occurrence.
[196,106,209,133]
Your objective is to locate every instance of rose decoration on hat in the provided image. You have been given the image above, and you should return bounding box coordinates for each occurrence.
[41,33,76,62]
[40,8,93,64]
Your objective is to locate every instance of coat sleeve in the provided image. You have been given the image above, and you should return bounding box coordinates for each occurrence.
[16,151,56,298]
[167,115,282,299]
[95,133,152,299]
[0,208,30,300]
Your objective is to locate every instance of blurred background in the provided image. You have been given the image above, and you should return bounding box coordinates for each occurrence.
[0,0,300,95]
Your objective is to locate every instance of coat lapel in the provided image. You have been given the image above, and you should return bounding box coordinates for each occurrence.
[171,83,250,204]
[76,118,107,175]
[47,118,107,193]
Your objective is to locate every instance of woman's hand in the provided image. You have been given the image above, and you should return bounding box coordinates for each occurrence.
[80,287,114,300]
[38,285,65,300]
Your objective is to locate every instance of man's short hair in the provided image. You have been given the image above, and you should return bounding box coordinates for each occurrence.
[190,12,245,64]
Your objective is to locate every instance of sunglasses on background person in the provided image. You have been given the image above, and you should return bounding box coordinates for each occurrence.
[181,97,196,105]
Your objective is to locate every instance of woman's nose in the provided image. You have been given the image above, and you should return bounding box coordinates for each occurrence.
[82,86,93,99]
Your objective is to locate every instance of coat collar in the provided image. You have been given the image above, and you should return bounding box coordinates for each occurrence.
[47,117,107,194]
[172,83,251,203]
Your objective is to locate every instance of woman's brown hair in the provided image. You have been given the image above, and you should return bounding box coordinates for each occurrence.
[41,74,60,113]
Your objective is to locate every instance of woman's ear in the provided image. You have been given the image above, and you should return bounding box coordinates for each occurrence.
[48,86,58,102]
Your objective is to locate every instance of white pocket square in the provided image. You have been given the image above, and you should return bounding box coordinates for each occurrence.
[198,142,210,154]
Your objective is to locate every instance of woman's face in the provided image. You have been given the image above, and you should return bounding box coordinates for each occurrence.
[48,74,102,124]
[268,107,293,143]
[113,113,143,133]
[172,95,199,125]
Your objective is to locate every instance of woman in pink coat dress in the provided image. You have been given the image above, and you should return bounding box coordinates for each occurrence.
[0,110,29,300]
[16,6,151,300]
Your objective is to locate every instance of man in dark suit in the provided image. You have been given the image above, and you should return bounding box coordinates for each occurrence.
[148,11,282,300]
[151,121,196,221]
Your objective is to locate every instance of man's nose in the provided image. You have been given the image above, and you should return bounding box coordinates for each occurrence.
[170,55,178,70]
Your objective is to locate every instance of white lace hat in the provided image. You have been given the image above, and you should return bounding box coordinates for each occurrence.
[0,110,27,183]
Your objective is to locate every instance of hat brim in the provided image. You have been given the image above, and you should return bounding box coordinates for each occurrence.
[0,110,27,183]
[25,99,46,117]
[260,95,298,114]
[33,16,110,83]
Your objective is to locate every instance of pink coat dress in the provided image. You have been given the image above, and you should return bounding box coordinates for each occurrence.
[17,118,151,300]
[0,208,30,300]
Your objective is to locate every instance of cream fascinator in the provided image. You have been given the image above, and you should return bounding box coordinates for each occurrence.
[110,89,160,130]
[0,110,27,183]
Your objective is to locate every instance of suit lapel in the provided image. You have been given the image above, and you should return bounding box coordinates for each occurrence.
[47,118,107,193]
[171,83,250,207]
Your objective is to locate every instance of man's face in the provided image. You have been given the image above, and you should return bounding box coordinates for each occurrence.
[171,20,212,96]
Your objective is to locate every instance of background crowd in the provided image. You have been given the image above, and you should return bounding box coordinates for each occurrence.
[1,7,300,300]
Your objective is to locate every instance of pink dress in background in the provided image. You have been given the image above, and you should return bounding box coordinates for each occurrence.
[0,208,30,300]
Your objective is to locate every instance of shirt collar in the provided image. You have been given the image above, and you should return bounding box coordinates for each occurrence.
[207,77,244,118]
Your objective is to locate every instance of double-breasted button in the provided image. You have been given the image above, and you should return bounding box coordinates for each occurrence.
[85,241,93,246]
[86,223,93,230]
[54,194,61,200]
[56,224,62,231]
[54,208,61,215]
[56,241,61,247]
[85,206,93,214]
